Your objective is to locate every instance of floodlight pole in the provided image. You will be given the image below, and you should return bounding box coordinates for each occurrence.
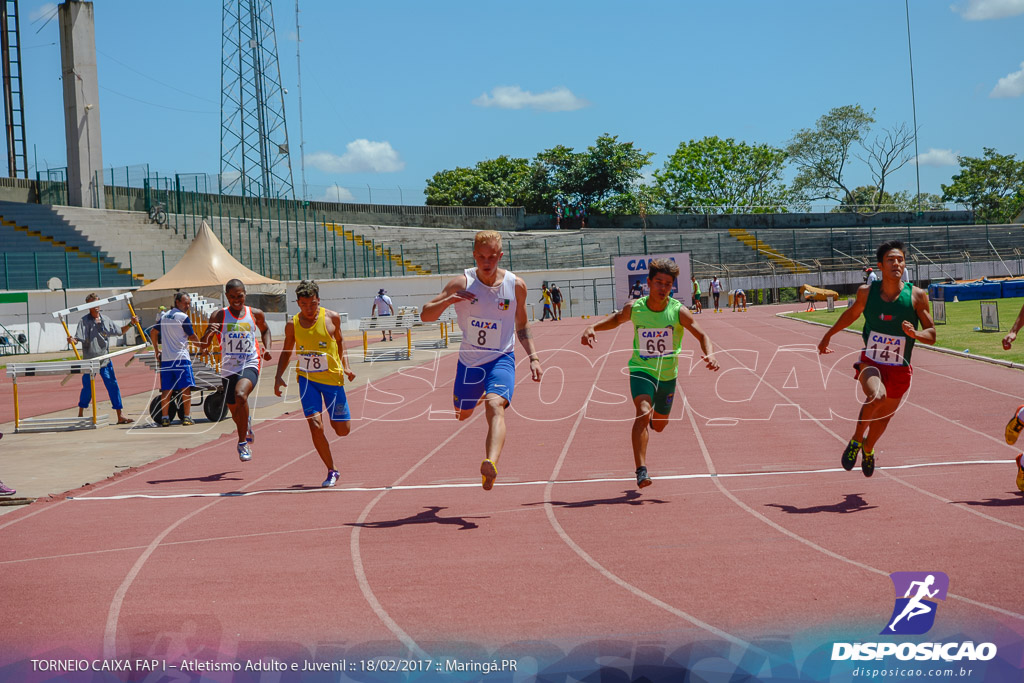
[905,0,922,214]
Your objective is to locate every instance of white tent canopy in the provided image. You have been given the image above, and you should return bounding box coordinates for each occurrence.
[133,221,284,322]
[138,220,282,293]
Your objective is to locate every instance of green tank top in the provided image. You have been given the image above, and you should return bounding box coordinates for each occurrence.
[629,296,685,381]
[861,281,919,365]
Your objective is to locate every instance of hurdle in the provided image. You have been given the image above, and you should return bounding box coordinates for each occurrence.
[52,292,148,358]
[7,344,146,433]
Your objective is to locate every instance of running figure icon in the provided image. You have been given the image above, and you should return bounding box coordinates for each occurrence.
[887,574,939,632]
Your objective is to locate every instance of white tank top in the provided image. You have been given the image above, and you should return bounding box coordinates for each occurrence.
[455,267,517,366]
[220,305,262,377]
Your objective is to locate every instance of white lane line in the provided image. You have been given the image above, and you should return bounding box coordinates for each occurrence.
[770,313,1024,400]
[683,403,1024,623]
[717,319,1024,530]
[102,366,445,661]
[348,333,580,660]
[350,414,478,661]
[881,473,1024,533]
[66,458,1016,501]
[541,326,758,653]
[0,358,439,533]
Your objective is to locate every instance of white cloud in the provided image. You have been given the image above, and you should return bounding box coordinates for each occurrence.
[951,0,1024,20]
[319,185,356,203]
[472,85,589,112]
[29,2,57,22]
[991,61,1024,97]
[307,140,404,173]
[915,148,958,166]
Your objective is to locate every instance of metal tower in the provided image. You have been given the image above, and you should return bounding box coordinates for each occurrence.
[1,0,27,178]
[220,0,295,206]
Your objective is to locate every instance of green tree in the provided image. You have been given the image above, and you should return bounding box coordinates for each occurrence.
[425,134,651,213]
[832,186,946,213]
[592,184,662,216]
[653,136,790,213]
[535,134,653,212]
[424,155,534,207]
[786,104,876,205]
[941,148,1024,223]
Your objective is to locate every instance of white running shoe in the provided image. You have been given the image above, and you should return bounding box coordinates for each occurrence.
[322,469,340,488]
[237,442,252,462]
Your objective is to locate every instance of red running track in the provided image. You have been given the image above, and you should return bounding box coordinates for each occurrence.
[0,307,1022,680]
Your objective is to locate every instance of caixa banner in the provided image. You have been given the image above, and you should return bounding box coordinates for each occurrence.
[613,252,691,309]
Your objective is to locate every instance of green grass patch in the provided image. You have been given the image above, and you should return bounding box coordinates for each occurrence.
[784,296,1024,364]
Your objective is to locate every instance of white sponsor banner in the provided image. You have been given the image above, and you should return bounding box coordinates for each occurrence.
[613,252,691,309]
[980,300,999,331]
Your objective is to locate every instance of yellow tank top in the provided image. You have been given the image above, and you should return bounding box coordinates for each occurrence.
[293,307,344,386]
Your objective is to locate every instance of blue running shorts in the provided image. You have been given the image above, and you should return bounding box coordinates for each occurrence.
[453,352,515,411]
[298,375,351,422]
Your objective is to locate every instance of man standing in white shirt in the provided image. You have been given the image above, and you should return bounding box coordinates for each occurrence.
[372,288,394,342]
[150,291,200,426]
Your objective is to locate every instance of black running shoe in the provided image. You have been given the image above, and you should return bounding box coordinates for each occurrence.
[861,449,875,478]
[841,440,860,471]
[636,466,652,489]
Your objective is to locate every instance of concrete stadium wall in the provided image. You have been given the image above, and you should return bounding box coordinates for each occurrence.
[524,210,973,231]
[1,265,614,355]
[8,255,1023,354]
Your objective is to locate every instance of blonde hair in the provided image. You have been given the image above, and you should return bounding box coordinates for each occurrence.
[474,230,502,251]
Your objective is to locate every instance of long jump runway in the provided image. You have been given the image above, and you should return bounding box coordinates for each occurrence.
[1,306,1022,681]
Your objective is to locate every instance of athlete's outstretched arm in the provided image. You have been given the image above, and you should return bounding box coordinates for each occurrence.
[273,321,296,397]
[905,287,936,346]
[252,308,273,361]
[580,302,633,347]
[818,285,870,354]
[198,309,224,350]
[330,309,357,382]
[514,277,543,381]
[420,275,470,322]
[679,306,719,371]
[1004,303,1024,349]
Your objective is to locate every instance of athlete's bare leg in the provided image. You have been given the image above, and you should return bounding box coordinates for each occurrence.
[483,394,507,466]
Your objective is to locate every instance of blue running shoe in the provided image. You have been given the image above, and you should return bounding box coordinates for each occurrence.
[322,469,340,488]
[246,417,255,444]
[237,442,252,462]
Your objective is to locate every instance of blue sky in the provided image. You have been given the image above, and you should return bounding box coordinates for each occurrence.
[16,0,1024,207]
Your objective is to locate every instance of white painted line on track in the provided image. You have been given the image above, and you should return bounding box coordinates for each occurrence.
[540,325,763,655]
[684,397,1024,624]
[66,458,1016,501]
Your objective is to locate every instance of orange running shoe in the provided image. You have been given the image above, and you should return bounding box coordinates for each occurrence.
[1004,405,1024,445]
[480,458,497,491]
